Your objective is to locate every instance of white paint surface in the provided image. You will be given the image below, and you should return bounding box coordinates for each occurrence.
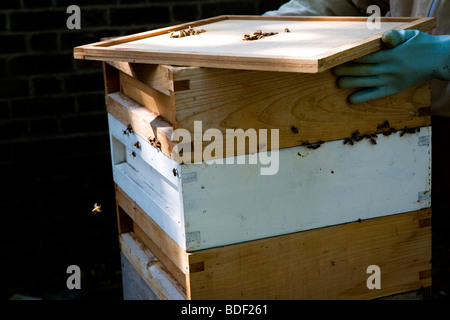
[109,113,431,251]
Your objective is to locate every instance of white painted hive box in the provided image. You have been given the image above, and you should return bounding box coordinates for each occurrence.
[109,112,431,251]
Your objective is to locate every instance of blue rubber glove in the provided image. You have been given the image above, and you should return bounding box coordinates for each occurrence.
[333,29,450,104]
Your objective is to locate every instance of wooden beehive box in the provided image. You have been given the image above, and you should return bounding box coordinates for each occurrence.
[74,16,434,299]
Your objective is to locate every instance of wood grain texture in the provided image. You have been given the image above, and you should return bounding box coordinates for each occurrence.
[187,209,431,300]
[74,16,436,73]
[117,206,431,300]
[121,252,160,300]
[119,232,186,300]
[106,92,174,159]
[115,184,190,295]
[106,61,190,96]
[172,67,431,150]
[114,64,431,160]
[120,71,175,125]
[102,62,120,94]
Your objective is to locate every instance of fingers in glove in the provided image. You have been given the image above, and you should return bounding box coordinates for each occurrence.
[338,76,385,89]
[333,62,386,77]
[348,87,392,104]
[349,30,419,63]
[382,29,419,48]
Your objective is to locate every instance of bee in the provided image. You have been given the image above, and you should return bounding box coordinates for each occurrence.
[133,141,141,149]
[384,127,397,136]
[307,144,320,150]
[131,151,136,157]
[92,203,102,214]
[343,137,354,145]
[243,30,278,41]
[351,130,360,138]
[148,137,162,150]
[291,126,299,134]
[285,28,290,32]
[122,125,133,135]
[377,120,390,130]
[400,127,420,137]
[171,27,206,38]
[370,138,377,145]
[173,168,178,177]
[307,141,324,150]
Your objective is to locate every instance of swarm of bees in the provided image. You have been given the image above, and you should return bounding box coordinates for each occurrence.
[123,124,134,136]
[148,136,162,150]
[342,121,421,147]
[301,140,325,150]
[170,26,207,38]
[243,30,278,41]
[343,130,378,146]
[399,127,421,136]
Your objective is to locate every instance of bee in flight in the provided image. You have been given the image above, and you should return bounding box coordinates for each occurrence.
[92,203,102,214]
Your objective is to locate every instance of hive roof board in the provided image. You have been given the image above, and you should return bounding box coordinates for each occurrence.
[74,15,435,73]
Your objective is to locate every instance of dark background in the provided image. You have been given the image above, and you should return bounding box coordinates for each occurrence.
[1,0,448,300]
[0,0,287,300]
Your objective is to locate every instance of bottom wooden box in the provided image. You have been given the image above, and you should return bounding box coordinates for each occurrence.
[116,186,431,300]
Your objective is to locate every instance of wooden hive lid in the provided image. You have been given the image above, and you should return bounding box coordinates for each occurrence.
[73,15,435,73]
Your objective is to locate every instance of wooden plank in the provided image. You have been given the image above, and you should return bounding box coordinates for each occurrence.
[109,109,431,251]
[109,64,430,160]
[107,113,179,187]
[121,252,160,300]
[119,232,186,300]
[187,209,432,300]
[116,205,133,235]
[102,62,120,94]
[172,67,431,150]
[115,184,190,294]
[106,92,174,159]
[106,61,189,96]
[74,16,436,73]
[76,15,228,51]
[119,71,175,125]
[312,17,437,71]
[179,126,432,251]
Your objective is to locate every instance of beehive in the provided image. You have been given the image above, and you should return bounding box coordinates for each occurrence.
[75,16,434,299]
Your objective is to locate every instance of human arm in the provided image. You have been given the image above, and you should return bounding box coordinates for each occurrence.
[262,0,363,17]
[333,29,450,104]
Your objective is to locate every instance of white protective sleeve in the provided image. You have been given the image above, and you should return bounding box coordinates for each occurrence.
[262,0,364,16]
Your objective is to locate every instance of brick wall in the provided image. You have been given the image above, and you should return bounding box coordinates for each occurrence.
[0,0,288,299]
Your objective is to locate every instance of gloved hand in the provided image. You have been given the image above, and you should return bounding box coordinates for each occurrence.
[333,29,450,104]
